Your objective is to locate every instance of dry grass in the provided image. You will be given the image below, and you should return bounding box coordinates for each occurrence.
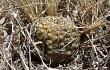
[0,0,110,70]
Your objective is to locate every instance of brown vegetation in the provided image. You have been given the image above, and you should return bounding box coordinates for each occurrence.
[0,0,110,70]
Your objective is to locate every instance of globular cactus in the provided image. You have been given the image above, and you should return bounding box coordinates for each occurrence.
[35,16,80,54]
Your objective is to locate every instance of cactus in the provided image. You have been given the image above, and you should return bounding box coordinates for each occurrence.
[35,16,80,54]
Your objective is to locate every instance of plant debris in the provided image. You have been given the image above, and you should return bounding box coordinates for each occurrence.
[0,0,110,70]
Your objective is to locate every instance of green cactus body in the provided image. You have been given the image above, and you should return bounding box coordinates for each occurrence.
[35,16,80,54]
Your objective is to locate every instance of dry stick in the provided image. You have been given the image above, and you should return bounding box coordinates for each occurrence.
[6,61,16,70]
[14,16,29,70]
[25,28,49,69]
[19,50,29,70]
[96,47,106,57]
[14,19,41,70]
[81,0,103,18]
[80,18,107,67]
[80,18,106,47]
[82,19,106,34]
